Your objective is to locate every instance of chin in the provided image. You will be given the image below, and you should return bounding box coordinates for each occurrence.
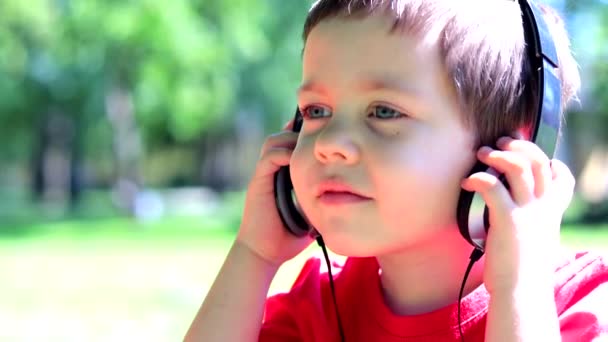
[316,230,382,258]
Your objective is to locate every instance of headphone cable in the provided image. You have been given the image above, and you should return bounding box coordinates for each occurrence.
[458,248,484,342]
[316,236,346,342]
[316,237,483,342]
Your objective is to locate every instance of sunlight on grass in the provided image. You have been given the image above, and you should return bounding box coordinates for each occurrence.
[0,216,231,342]
[0,217,605,341]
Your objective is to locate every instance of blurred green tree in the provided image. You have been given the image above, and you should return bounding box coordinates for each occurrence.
[0,0,605,220]
[563,0,608,222]
[0,0,310,212]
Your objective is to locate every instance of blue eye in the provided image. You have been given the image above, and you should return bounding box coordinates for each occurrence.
[301,105,332,119]
[369,105,406,119]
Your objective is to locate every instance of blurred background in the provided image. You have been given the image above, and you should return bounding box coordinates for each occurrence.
[0,0,606,341]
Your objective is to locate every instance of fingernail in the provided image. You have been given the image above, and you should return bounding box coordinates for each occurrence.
[497,136,511,147]
[478,146,492,155]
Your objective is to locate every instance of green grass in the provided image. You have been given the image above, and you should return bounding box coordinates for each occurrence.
[0,216,606,341]
[0,216,233,342]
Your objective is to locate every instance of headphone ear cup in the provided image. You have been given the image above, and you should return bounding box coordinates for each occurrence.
[272,107,317,238]
[456,188,489,251]
[457,162,511,251]
[456,161,498,251]
[274,165,313,237]
[456,185,486,251]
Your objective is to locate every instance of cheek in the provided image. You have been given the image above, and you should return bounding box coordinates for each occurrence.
[371,149,471,225]
[370,149,430,203]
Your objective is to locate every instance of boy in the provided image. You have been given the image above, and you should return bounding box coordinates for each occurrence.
[186,0,608,341]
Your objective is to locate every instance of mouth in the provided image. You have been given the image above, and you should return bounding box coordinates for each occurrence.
[317,191,372,205]
[317,190,370,198]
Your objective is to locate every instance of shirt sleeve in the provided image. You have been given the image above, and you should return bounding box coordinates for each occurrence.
[258,257,326,342]
[258,255,337,342]
[558,255,608,342]
[258,293,302,342]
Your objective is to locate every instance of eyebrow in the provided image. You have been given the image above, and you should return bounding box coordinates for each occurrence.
[297,74,421,98]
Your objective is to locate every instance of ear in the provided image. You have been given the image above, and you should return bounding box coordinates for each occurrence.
[514,125,533,140]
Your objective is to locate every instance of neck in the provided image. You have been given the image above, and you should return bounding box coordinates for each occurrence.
[376,228,485,315]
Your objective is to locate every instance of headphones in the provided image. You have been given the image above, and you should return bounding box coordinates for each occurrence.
[274,108,317,237]
[274,0,563,251]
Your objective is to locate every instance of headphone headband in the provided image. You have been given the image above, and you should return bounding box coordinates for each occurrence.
[457,0,564,251]
[519,0,563,157]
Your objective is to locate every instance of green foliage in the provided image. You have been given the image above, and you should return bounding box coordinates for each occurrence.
[0,0,605,190]
[565,0,608,143]
[0,0,312,163]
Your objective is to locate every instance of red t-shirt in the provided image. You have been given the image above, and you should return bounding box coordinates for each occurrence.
[260,251,608,341]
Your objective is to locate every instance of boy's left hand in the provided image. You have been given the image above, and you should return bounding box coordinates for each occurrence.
[460,136,576,295]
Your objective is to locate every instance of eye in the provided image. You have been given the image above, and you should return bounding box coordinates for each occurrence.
[368,105,407,120]
[301,105,332,120]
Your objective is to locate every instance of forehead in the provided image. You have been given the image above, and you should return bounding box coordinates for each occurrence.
[301,11,447,102]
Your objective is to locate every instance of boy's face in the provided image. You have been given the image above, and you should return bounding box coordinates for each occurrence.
[291,11,477,256]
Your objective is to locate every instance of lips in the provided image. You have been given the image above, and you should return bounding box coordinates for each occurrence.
[315,179,371,205]
[316,180,369,197]
[319,191,370,205]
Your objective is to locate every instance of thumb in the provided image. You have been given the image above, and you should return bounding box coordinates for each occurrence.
[283,119,295,131]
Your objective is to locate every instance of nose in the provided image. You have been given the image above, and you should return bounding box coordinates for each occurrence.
[314,120,360,165]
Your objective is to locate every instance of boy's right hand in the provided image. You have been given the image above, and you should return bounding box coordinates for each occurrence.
[235,119,313,267]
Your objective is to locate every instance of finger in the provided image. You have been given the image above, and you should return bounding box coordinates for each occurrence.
[476,146,534,205]
[461,168,515,213]
[283,119,295,130]
[497,137,552,198]
[255,147,294,178]
[259,131,298,157]
[549,159,575,211]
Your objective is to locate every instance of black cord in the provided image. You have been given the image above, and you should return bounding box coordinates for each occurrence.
[315,237,483,342]
[458,248,484,342]
[316,236,346,342]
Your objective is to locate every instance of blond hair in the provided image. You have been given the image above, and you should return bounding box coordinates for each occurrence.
[303,0,581,147]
